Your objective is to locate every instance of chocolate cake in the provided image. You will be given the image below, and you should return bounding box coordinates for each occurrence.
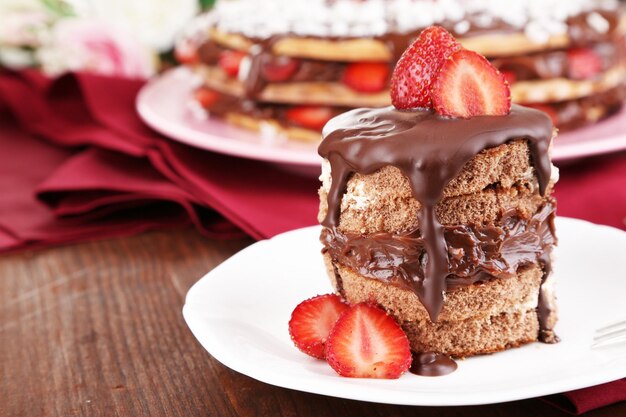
[178,0,625,141]
[318,104,558,358]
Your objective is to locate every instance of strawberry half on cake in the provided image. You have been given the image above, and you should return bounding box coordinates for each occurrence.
[314,26,559,369]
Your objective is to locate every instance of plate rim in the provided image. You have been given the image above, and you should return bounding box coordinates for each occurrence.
[136,67,322,166]
[182,217,626,407]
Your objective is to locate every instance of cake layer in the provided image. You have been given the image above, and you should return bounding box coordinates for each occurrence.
[197,62,626,107]
[197,65,390,107]
[205,6,625,61]
[322,200,555,290]
[318,139,557,233]
[325,257,557,357]
[511,63,626,103]
[554,84,626,129]
[317,104,555,322]
[326,254,544,322]
[197,37,623,89]
[404,310,540,358]
[224,113,321,142]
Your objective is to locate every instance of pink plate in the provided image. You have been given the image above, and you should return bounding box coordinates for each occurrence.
[137,67,626,166]
[136,67,320,166]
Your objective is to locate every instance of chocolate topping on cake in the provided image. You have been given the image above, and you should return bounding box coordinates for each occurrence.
[318,104,553,322]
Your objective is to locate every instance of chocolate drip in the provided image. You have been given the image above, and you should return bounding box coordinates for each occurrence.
[321,202,556,291]
[318,104,553,322]
[410,352,457,377]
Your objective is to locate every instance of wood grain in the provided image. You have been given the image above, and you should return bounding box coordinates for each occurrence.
[1,229,623,417]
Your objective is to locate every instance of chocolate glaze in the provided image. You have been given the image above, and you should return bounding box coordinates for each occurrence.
[410,352,458,376]
[318,104,553,323]
[321,202,556,291]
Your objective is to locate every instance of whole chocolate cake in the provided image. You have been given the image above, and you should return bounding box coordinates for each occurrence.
[178,0,625,141]
[317,27,559,359]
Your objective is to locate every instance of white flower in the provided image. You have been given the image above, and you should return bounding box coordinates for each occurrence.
[65,0,199,52]
[37,18,156,78]
[0,0,54,47]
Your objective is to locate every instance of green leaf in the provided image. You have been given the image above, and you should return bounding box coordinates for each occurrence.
[199,0,217,11]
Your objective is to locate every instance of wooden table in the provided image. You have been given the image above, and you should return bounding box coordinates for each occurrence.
[2,229,624,417]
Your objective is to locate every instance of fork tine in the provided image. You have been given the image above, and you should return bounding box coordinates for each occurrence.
[593,327,626,341]
[592,333,626,348]
[596,320,626,335]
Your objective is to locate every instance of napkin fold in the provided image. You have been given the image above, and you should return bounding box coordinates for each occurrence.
[544,379,626,414]
[0,69,624,413]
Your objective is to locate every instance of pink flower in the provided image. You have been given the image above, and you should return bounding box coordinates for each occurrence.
[38,18,155,79]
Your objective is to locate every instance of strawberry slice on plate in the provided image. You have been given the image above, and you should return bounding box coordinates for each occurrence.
[431,49,511,118]
[342,62,390,93]
[390,26,461,109]
[326,303,412,379]
[218,50,247,78]
[288,294,349,359]
[567,48,603,80]
[285,106,335,130]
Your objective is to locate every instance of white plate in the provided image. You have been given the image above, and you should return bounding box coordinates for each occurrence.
[182,217,626,406]
[138,67,626,168]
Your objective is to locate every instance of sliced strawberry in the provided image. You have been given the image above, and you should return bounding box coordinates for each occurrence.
[288,294,349,359]
[342,62,390,93]
[390,26,461,109]
[567,48,602,80]
[326,303,411,379]
[262,56,300,82]
[194,87,220,108]
[218,50,246,78]
[526,103,559,126]
[431,49,511,118]
[500,70,517,85]
[285,106,335,130]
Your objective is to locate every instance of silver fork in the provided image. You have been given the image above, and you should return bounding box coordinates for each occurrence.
[592,319,626,349]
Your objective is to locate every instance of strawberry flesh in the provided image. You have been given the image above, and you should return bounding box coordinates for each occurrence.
[567,48,602,80]
[285,106,335,130]
[342,62,390,93]
[262,56,300,82]
[218,50,246,78]
[431,49,511,118]
[194,87,220,108]
[288,294,349,359]
[326,303,412,379]
[390,26,461,109]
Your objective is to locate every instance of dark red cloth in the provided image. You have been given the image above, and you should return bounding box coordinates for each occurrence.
[0,69,624,412]
[543,379,626,414]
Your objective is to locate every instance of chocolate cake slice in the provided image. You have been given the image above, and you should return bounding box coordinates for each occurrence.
[317,104,558,358]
